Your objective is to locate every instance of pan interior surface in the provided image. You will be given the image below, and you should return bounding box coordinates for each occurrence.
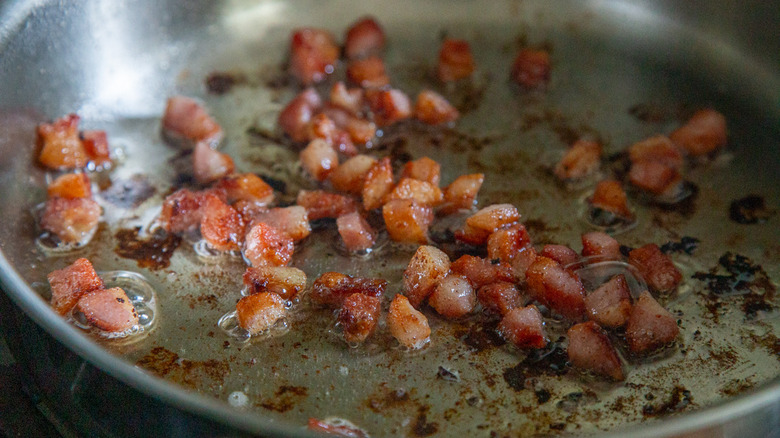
[0,1,778,436]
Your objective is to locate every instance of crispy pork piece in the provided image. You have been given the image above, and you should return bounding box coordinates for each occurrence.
[289,27,339,85]
[236,292,287,335]
[477,281,522,316]
[455,203,520,245]
[339,293,381,344]
[159,188,209,234]
[243,222,294,267]
[346,56,390,88]
[47,258,105,316]
[250,206,311,242]
[199,195,244,251]
[669,109,727,157]
[365,88,412,126]
[584,274,632,328]
[306,113,358,156]
[554,139,602,181]
[511,247,538,283]
[628,244,682,293]
[525,256,586,320]
[439,173,484,214]
[498,305,548,349]
[437,38,475,82]
[511,48,551,89]
[297,190,359,220]
[40,197,101,244]
[344,16,386,60]
[487,223,533,263]
[589,180,634,220]
[80,130,111,167]
[76,287,139,333]
[193,141,234,184]
[382,199,434,244]
[428,275,476,319]
[450,255,514,289]
[388,294,431,349]
[47,173,92,199]
[567,321,624,380]
[310,272,387,308]
[541,244,579,267]
[37,114,88,169]
[243,266,306,300]
[308,417,369,438]
[336,212,375,252]
[403,245,451,308]
[581,231,622,260]
[362,157,394,211]
[161,96,223,146]
[329,82,364,115]
[278,88,322,142]
[625,290,679,353]
[400,157,441,186]
[329,154,377,194]
[414,90,460,125]
[628,135,684,168]
[215,173,274,205]
[384,178,444,207]
[300,138,339,182]
[629,159,683,196]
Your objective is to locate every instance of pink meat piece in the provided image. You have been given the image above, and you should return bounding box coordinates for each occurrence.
[625,290,679,354]
[40,197,101,244]
[428,275,476,319]
[581,231,621,259]
[162,96,223,145]
[47,258,105,316]
[193,141,234,184]
[628,244,682,292]
[450,255,514,289]
[336,212,375,252]
[498,305,548,349]
[584,274,632,328]
[525,256,586,320]
[477,281,523,316]
[339,293,381,344]
[567,321,624,380]
[278,88,322,142]
[310,272,387,308]
[541,244,579,267]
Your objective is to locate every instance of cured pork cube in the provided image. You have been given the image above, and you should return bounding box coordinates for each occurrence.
[628,244,682,292]
[477,281,522,316]
[336,212,375,252]
[243,222,294,267]
[584,274,632,328]
[581,231,621,260]
[289,28,339,85]
[193,141,234,184]
[236,292,286,335]
[47,258,104,316]
[498,305,547,349]
[300,138,339,182]
[366,88,412,126]
[525,256,586,320]
[40,197,101,244]
[297,190,359,220]
[199,195,244,251]
[344,16,386,60]
[76,287,139,333]
[47,173,92,199]
[385,178,444,207]
[511,49,551,89]
[382,199,434,244]
[450,255,514,289]
[278,88,322,142]
[541,244,579,267]
[625,290,679,353]
[362,157,394,211]
[403,245,451,308]
[554,139,601,181]
[329,82,364,115]
[487,223,533,263]
[346,56,390,88]
[243,266,306,300]
[437,38,475,82]
[567,321,624,380]
[159,188,207,234]
[456,203,520,245]
[511,247,538,283]
[215,173,274,205]
[80,130,111,166]
[400,157,441,186]
[162,96,223,145]
[669,109,727,157]
[310,272,387,308]
[628,135,683,168]
[37,114,88,169]
[440,173,484,214]
[329,154,377,194]
[629,159,683,196]
[388,294,431,349]
[339,293,381,344]
[589,180,634,220]
[251,206,311,242]
[306,113,357,156]
[414,90,459,125]
[428,275,476,319]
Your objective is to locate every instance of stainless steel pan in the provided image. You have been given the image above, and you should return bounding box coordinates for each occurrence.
[0,1,778,436]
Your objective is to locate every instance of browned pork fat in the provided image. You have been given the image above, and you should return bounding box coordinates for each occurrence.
[414,90,460,125]
[336,212,375,252]
[450,255,515,289]
[554,139,601,181]
[581,231,621,260]
[456,203,520,245]
[487,223,533,263]
[428,275,476,319]
[339,293,381,344]
[159,188,217,234]
[362,157,394,211]
[329,154,377,194]
[525,256,586,320]
[625,290,679,353]
[344,16,386,60]
[215,173,274,205]
[278,88,322,142]
[567,321,624,380]
[498,305,548,349]
[300,138,339,181]
[47,173,92,199]
[329,82,364,115]
[162,96,223,146]
[669,109,727,157]
[400,157,441,186]
[193,141,234,184]
[437,38,475,82]
[199,195,245,251]
[382,199,434,244]
[40,197,101,244]
[388,294,431,349]
[76,287,139,333]
[346,56,390,88]
[310,272,387,308]
[243,222,294,267]
[403,245,451,308]
[236,292,287,335]
[584,274,632,328]
[297,190,359,220]
[80,130,111,167]
[365,88,412,126]
[541,244,579,267]
[628,135,684,195]
[385,178,444,207]
[250,206,311,242]
[289,28,339,85]
[47,258,105,316]
[440,173,484,214]
[628,244,682,293]
[37,114,88,169]
[511,48,551,88]
[477,281,523,316]
[243,266,306,300]
[589,180,634,220]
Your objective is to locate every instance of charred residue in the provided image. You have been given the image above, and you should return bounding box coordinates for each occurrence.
[660,236,699,255]
[462,318,505,352]
[259,385,308,413]
[100,174,155,208]
[519,108,602,146]
[114,227,181,269]
[205,72,247,95]
[641,386,693,417]
[627,102,685,124]
[503,340,570,393]
[136,346,230,389]
[729,195,774,224]
[412,406,439,437]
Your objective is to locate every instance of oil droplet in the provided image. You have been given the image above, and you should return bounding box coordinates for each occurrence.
[568,258,648,299]
[193,239,242,261]
[228,391,249,408]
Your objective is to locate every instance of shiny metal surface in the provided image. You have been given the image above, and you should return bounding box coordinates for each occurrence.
[0,1,778,437]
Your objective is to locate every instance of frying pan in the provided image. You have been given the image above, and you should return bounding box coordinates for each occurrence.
[0,0,778,436]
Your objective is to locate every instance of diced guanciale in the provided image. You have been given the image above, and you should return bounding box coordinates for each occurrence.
[300,138,339,182]
[625,290,679,353]
[161,96,223,146]
[437,38,475,82]
[362,157,394,211]
[487,223,532,263]
[589,180,634,220]
[346,56,390,89]
[628,244,682,292]
[477,281,522,316]
[47,258,105,316]
[337,212,376,252]
[669,109,727,157]
[584,274,632,328]
[400,157,441,186]
[310,272,387,308]
[243,266,307,300]
[278,88,322,142]
[541,244,579,267]
[80,130,111,167]
[329,82,364,115]
[193,141,234,184]
[450,255,514,289]
[456,203,520,245]
[199,195,245,251]
[365,89,412,126]
[428,275,476,319]
[40,197,101,244]
[243,222,294,267]
[567,321,624,380]
[329,154,377,194]
[581,231,622,260]
[288,28,339,85]
[47,173,92,199]
[76,287,139,333]
[388,294,431,349]
[339,293,381,344]
[344,16,386,60]
[384,178,444,207]
[440,173,484,214]
[159,188,208,234]
[554,140,601,181]
[498,305,547,349]
[628,135,684,195]
[215,173,274,205]
[297,190,359,220]
[250,206,311,242]
[414,90,459,125]
[525,256,586,320]
[236,292,287,335]
[511,49,551,89]
[403,245,451,308]
[37,114,88,169]
[382,199,434,244]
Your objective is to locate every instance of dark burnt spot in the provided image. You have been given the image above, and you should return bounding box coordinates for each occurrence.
[642,386,693,417]
[437,366,460,382]
[519,108,602,146]
[114,227,181,270]
[649,181,699,218]
[259,174,287,194]
[366,386,411,413]
[660,236,699,255]
[411,406,438,437]
[260,385,308,413]
[205,72,246,95]
[136,347,230,389]
[503,341,570,392]
[619,245,634,257]
[535,388,551,404]
[523,219,560,235]
[628,102,686,123]
[100,175,155,208]
[729,195,774,224]
[693,254,776,317]
[115,297,125,303]
[462,318,505,352]
[549,423,566,431]
[172,172,196,188]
